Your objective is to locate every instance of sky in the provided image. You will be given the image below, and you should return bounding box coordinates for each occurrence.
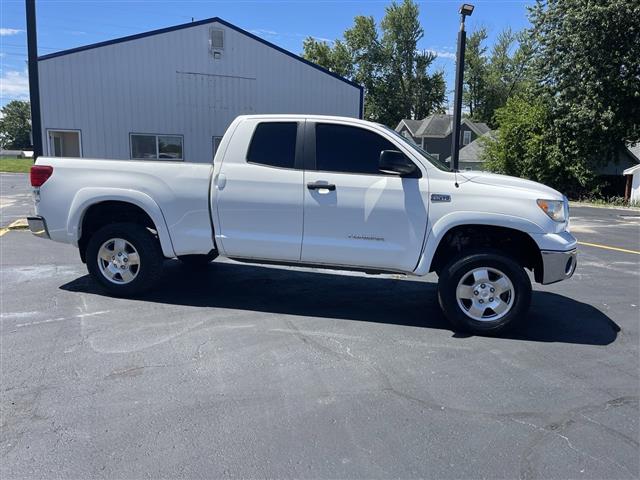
[0,0,535,109]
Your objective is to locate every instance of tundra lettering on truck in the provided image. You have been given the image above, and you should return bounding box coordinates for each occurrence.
[28,114,577,335]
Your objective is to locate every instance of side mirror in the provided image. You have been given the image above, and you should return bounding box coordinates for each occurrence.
[379,150,419,177]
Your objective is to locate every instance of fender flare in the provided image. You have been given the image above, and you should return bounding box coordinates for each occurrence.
[67,187,176,258]
[413,211,544,276]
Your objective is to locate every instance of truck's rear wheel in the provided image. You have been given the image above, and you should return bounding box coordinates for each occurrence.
[86,222,163,296]
[437,250,531,335]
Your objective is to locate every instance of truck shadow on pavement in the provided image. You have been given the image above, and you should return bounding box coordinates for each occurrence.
[61,260,620,346]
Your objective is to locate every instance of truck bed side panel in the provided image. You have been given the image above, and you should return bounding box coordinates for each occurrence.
[34,157,215,256]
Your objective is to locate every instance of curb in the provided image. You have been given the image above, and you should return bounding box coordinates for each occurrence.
[569,202,640,213]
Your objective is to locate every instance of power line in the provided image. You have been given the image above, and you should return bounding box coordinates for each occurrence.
[1,42,62,51]
[0,52,28,57]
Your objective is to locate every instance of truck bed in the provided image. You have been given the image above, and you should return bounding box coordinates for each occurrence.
[33,157,215,257]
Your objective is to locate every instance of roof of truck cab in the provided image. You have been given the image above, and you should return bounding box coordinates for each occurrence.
[236,114,373,124]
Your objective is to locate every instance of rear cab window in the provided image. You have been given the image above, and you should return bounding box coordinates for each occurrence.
[247,122,298,169]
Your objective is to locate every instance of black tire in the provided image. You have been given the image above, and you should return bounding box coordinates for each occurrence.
[178,252,217,268]
[86,222,164,296]
[437,249,531,335]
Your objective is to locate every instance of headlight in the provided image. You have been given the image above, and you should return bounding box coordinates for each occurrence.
[537,198,567,222]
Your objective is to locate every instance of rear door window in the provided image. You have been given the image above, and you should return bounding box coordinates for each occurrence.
[247,122,298,169]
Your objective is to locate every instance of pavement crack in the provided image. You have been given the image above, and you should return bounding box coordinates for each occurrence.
[517,396,639,479]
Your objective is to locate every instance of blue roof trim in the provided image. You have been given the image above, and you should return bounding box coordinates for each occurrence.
[37,16,363,93]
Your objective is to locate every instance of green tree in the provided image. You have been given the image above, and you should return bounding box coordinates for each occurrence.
[0,100,31,150]
[302,0,446,126]
[482,95,594,195]
[487,0,640,196]
[301,38,353,78]
[463,27,532,127]
[462,27,488,120]
[528,0,640,171]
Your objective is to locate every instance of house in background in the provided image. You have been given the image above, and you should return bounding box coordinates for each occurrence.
[618,144,640,201]
[36,17,363,163]
[444,132,494,171]
[396,114,490,163]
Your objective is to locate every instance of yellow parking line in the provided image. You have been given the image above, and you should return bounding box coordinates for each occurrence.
[8,219,28,229]
[578,241,640,255]
[0,219,29,237]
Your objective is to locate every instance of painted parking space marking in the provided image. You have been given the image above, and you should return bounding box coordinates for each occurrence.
[0,218,29,237]
[578,241,640,255]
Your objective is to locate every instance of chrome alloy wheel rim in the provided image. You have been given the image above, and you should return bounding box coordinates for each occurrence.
[456,267,515,322]
[97,238,141,284]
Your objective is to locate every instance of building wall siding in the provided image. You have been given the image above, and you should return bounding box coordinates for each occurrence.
[38,22,361,162]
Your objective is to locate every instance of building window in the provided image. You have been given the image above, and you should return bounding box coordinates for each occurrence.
[213,136,223,161]
[463,130,472,145]
[130,134,183,160]
[47,129,82,157]
[210,29,224,49]
[247,122,298,169]
[210,28,224,58]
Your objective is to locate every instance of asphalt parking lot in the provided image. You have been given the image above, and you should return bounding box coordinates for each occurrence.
[1,173,639,479]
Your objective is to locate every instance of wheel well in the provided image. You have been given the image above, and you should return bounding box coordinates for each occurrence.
[430,225,543,281]
[78,201,158,263]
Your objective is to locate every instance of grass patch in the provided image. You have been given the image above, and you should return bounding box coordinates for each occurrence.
[571,196,640,209]
[0,157,33,173]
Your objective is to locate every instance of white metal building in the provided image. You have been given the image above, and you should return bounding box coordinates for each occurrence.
[37,17,363,163]
[623,164,640,203]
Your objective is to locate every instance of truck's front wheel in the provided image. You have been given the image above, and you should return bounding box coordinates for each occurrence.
[437,250,531,335]
[86,222,163,296]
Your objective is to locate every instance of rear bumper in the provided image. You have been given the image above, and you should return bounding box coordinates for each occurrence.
[540,248,577,284]
[27,216,50,239]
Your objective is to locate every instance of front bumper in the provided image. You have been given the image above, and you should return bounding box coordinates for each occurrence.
[27,216,50,239]
[540,248,577,284]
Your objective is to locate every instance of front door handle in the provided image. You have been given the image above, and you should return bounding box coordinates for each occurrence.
[307,182,336,191]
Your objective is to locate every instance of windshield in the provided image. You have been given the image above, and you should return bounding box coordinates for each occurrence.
[380,125,451,172]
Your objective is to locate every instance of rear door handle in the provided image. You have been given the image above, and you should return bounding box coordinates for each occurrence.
[307,182,336,191]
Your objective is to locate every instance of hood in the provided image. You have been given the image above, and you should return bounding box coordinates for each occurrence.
[459,171,564,199]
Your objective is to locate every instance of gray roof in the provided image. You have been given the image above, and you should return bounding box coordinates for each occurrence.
[416,114,452,137]
[396,114,490,138]
[395,119,423,136]
[627,143,640,162]
[444,132,494,163]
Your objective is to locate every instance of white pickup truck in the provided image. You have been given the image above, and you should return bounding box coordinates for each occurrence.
[28,115,577,334]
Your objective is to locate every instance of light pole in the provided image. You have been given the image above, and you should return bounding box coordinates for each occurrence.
[25,0,43,159]
[450,3,474,172]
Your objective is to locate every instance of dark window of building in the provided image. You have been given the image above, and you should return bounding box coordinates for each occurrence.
[131,134,183,161]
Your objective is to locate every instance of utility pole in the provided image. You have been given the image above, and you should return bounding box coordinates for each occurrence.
[26,0,43,158]
[450,3,474,172]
